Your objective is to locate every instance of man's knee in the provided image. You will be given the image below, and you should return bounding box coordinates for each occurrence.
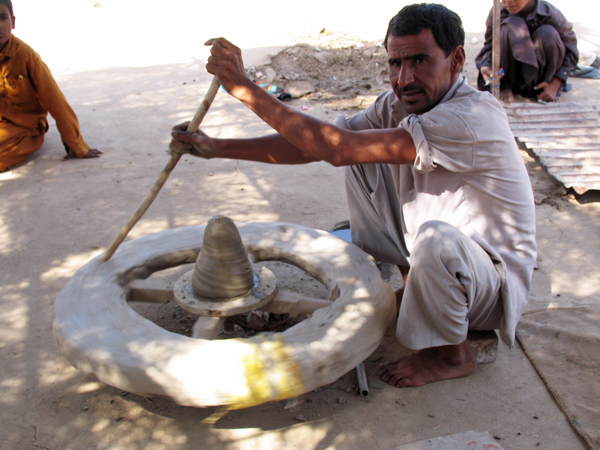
[411,221,461,265]
[410,221,489,286]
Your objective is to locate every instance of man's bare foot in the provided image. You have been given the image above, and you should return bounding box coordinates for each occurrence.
[378,339,476,387]
[500,88,514,103]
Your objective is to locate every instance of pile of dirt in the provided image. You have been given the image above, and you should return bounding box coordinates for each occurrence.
[248,30,390,111]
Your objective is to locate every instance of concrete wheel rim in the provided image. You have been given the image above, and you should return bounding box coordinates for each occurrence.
[53,222,395,409]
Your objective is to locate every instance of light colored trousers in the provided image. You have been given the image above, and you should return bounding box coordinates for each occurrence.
[345,164,503,350]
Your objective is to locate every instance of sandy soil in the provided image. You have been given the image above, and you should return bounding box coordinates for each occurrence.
[2,2,600,450]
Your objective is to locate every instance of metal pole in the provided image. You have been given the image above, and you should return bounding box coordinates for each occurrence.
[356,362,369,396]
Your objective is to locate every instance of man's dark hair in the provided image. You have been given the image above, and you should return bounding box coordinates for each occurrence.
[0,0,13,18]
[384,3,464,56]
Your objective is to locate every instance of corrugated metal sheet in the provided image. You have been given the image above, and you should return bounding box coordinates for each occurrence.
[503,102,600,194]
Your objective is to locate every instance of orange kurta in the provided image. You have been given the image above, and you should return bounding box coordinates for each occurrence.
[0,35,89,171]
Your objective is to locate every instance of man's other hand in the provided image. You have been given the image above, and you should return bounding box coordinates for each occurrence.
[169,122,216,159]
[204,37,252,100]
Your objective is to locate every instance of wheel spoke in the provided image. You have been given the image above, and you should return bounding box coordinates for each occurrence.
[260,290,332,317]
[127,278,175,303]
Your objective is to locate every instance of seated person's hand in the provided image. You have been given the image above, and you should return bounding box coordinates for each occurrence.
[480,66,505,86]
[480,66,493,85]
[62,147,103,161]
[534,78,562,102]
[169,122,216,159]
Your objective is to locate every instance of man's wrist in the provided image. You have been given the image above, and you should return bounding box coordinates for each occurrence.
[227,77,257,102]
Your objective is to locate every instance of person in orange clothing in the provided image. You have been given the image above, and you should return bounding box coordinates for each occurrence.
[0,0,102,172]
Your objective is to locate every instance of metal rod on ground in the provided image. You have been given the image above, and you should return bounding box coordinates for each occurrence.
[101,77,221,262]
[492,0,501,99]
[356,362,369,396]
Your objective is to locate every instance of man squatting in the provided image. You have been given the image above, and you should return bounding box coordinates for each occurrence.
[170,3,537,388]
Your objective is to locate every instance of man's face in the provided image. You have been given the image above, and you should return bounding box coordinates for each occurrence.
[0,5,14,50]
[387,29,463,115]
[501,0,536,15]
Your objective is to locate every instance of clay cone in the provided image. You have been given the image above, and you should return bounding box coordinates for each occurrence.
[191,216,254,299]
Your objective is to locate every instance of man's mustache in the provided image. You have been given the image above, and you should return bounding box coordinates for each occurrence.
[397,84,424,94]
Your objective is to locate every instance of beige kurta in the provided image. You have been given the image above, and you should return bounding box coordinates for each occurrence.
[340,75,537,348]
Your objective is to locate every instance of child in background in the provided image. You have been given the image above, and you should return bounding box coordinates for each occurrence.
[475,0,578,103]
[0,0,101,172]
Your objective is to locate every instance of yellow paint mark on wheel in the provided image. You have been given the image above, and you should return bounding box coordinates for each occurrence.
[230,335,305,409]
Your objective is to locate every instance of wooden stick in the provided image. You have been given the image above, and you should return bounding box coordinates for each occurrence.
[102,77,221,262]
[492,0,501,99]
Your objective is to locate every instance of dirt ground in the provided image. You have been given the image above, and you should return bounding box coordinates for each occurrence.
[2,1,600,450]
